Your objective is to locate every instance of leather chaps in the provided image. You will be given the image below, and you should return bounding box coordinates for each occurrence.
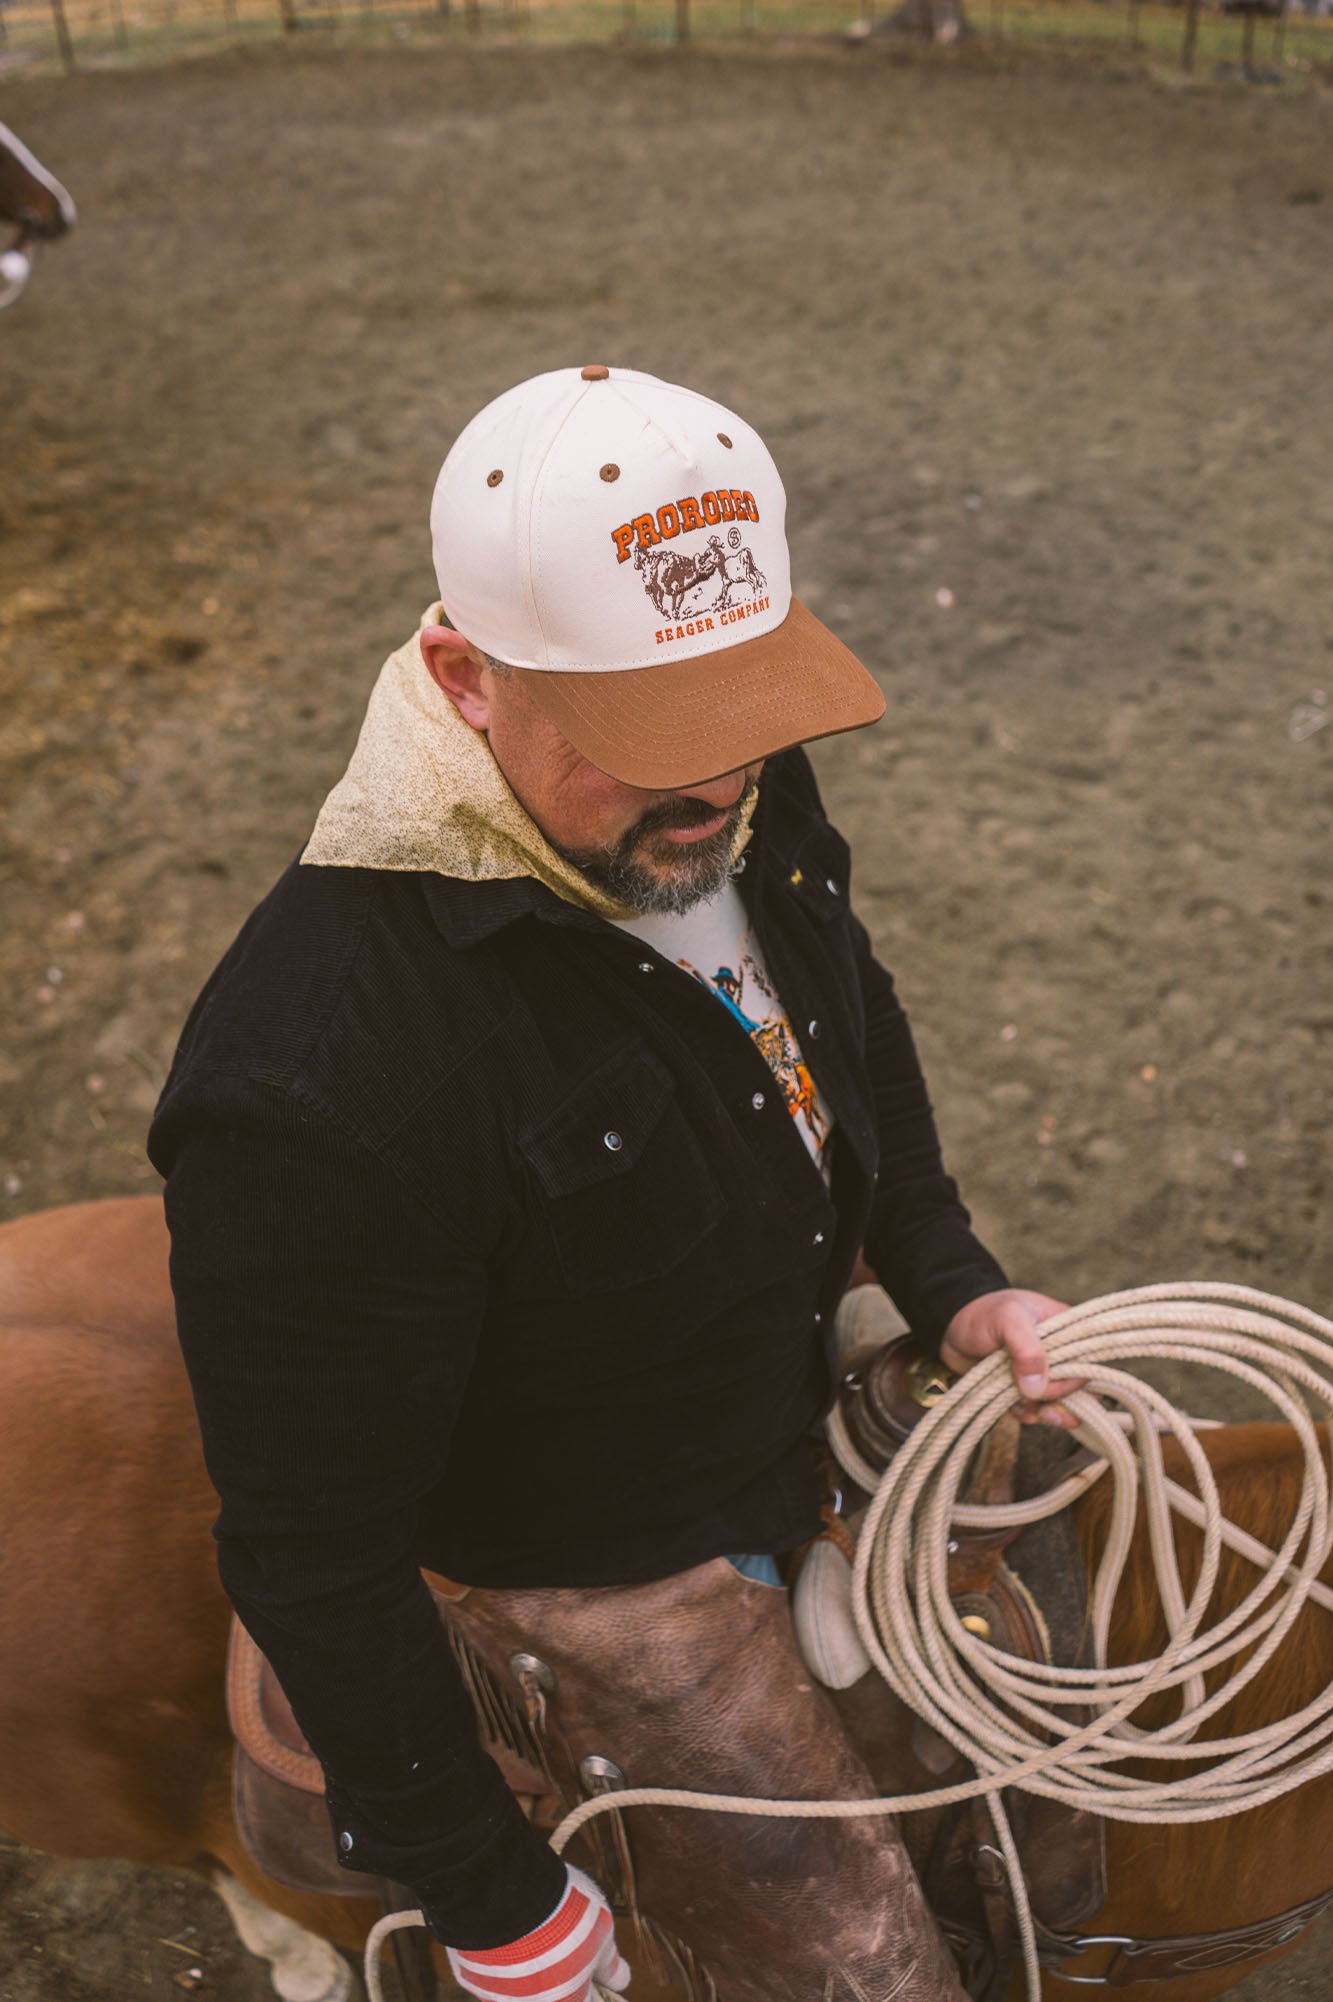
[440,1555,969,2002]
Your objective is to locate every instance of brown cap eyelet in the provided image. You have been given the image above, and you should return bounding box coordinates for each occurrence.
[486,469,504,488]
[599,463,620,483]
[717,432,733,449]
[581,364,610,382]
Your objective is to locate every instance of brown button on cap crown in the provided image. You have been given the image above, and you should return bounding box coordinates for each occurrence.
[580,364,610,381]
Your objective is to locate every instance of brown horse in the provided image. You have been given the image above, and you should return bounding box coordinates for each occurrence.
[0,122,76,307]
[0,1194,1330,2002]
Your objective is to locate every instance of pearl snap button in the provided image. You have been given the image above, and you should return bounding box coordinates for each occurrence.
[638,961,655,973]
[603,1131,623,1152]
[813,1231,825,1246]
[751,1092,766,1111]
[825,878,838,895]
[808,1020,822,1040]
[338,1831,354,1854]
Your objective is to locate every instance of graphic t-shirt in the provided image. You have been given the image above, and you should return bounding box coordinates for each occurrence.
[613,882,832,1176]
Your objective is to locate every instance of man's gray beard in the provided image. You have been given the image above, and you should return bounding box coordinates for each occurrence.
[554,785,754,918]
[575,835,736,916]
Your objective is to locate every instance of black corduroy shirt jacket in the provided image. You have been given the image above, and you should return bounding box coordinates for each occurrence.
[148,746,1007,1946]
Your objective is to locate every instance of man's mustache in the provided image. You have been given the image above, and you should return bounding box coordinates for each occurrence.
[625,780,757,846]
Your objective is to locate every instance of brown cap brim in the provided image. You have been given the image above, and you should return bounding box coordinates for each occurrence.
[513,598,885,790]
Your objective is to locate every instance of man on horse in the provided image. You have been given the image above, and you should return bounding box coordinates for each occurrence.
[149,365,1068,2002]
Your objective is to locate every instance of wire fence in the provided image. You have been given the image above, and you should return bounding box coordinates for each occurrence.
[1,0,1329,80]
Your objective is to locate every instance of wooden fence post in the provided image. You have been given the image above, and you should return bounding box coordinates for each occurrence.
[49,0,76,66]
[1180,0,1201,69]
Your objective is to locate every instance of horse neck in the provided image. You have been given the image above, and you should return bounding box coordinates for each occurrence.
[1072,1422,1333,1953]
[1076,1422,1333,1716]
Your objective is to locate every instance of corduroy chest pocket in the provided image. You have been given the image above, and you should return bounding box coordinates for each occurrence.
[517,1044,727,1295]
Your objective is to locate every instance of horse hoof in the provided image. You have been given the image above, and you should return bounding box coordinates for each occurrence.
[212,1871,357,2002]
[0,246,32,306]
[268,1949,355,2002]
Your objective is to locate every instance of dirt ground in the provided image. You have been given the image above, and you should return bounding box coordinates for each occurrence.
[2,31,1332,2001]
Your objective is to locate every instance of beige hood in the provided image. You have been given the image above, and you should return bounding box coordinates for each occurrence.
[302,609,753,920]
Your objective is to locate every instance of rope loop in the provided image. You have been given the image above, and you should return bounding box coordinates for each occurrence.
[369,1285,1333,2002]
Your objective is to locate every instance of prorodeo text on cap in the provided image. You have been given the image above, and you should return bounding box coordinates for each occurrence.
[612,491,759,562]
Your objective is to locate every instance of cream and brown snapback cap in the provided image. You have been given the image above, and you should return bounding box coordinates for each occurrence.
[430,364,884,789]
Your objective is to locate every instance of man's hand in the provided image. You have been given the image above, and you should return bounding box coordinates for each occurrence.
[445,1865,630,2002]
[939,1288,1082,1427]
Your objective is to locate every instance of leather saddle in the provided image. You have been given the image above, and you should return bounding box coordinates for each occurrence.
[224,1327,1333,1997]
[827,1329,1107,1998]
[225,1577,561,1902]
[226,1420,1104,2002]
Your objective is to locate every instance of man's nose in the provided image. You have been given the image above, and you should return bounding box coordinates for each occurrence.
[676,769,749,811]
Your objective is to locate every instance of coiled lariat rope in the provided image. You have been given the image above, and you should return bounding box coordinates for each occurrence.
[366,1283,1333,2002]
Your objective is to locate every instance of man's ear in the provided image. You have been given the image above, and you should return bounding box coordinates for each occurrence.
[421,626,492,731]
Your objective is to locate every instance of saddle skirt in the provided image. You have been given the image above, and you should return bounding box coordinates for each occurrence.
[225,1580,559,1901]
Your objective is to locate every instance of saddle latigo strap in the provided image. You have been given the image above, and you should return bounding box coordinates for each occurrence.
[1034,1885,1333,1986]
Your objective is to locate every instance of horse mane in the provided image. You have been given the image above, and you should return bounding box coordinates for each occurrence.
[1074,1422,1333,1743]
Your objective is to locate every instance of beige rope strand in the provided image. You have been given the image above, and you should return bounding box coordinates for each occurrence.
[364,1910,425,2002]
[367,1284,1333,2002]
